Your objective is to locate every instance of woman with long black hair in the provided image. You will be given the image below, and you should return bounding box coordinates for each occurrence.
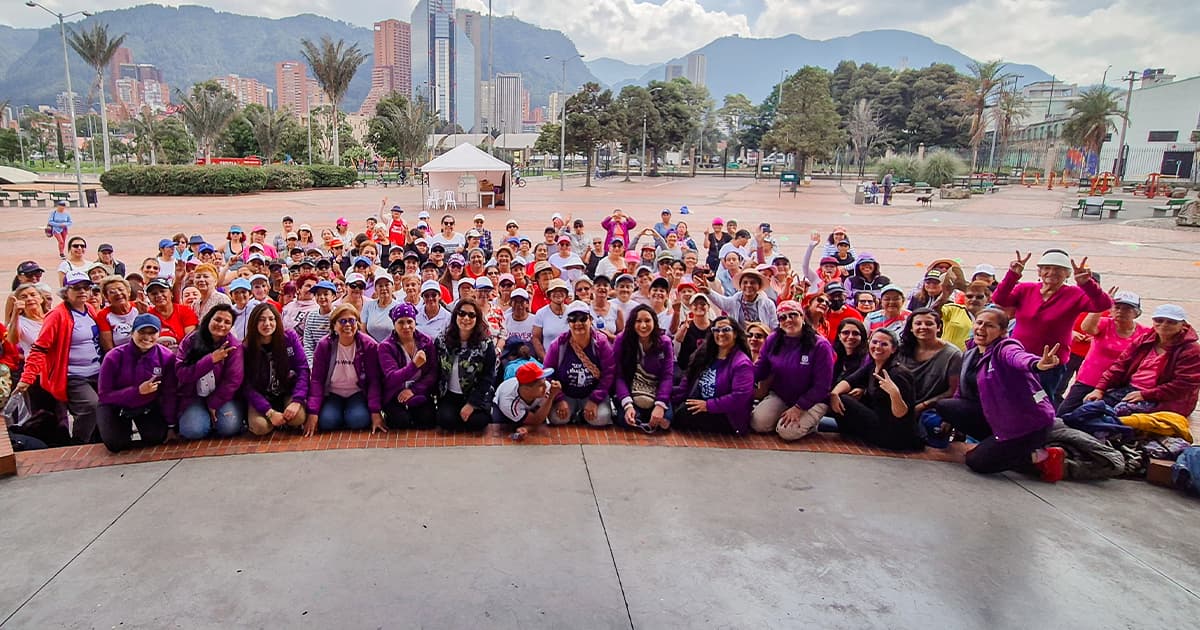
[828,328,923,451]
[896,308,962,419]
[434,299,497,432]
[175,304,245,440]
[833,318,869,383]
[243,303,310,436]
[672,316,755,434]
[613,304,675,431]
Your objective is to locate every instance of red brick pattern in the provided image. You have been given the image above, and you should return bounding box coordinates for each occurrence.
[13,425,970,476]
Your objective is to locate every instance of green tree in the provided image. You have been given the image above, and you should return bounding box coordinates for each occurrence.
[368,93,438,165]
[176,81,239,161]
[67,22,126,171]
[563,82,623,187]
[0,128,21,162]
[21,109,53,166]
[762,66,843,175]
[245,104,292,163]
[717,93,755,156]
[300,35,368,166]
[993,89,1030,167]
[155,116,196,164]
[615,85,660,180]
[218,110,258,157]
[955,59,1012,172]
[1062,86,1126,158]
[129,107,162,164]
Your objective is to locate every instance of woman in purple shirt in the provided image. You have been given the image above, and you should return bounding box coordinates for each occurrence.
[751,300,835,441]
[242,303,310,436]
[307,304,383,435]
[175,304,244,440]
[613,304,674,431]
[543,302,616,426]
[96,313,174,452]
[378,303,438,429]
[673,316,755,434]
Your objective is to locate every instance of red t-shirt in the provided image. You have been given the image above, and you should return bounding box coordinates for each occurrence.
[825,307,865,342]
[388,219,407,247]
[153,303,199,342]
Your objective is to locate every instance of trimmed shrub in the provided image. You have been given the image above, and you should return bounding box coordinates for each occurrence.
[263,165,315,191]
[874,156,921,181]
[304,164,358,188]
[101,165,268,195]
[920,151,967,188]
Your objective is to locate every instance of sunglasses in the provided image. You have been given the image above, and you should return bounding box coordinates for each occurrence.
[779,312,803,321]
[71,243,87,249]
[337,318,357,326]
[964,294,987,300]
[457,311,478,319]
[443,221,455,226]
[813,298,830,305]
[1152,318,1179,324]
[567,313,591,323]
[746,332,767,340]
[711,326,734,334]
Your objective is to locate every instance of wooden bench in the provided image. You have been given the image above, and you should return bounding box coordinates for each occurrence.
[1152,198,1188,217]
[1102,199,1124,219]
[19,191,45,207]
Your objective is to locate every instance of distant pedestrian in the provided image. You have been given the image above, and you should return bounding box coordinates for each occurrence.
[46,200,72,259]
[882,169,894,206]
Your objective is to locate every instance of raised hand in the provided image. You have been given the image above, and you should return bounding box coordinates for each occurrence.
[412,349,427,368]
[1011,251,1032,275]
[1071,257,1093,285]
[1037,343,1062,371]
[875,369,899,396]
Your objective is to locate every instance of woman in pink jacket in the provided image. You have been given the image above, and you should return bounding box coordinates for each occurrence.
[992,249,1112,404]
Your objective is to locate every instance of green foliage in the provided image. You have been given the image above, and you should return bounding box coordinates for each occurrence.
[367,94,437,164]
[304,164,357,187]
[218,112,258,158]
[920,151,966,187]
[156,117,197,164]
[0,128,20,162]
[875,156,921,181]
[1063,86,1126,155]
[100,165,267,195]
[301,35,367,165]
[762,66,843,174]
[262,165,314,190]
[177,81,240,159]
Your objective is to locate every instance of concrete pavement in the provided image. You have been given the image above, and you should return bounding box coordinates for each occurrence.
[2,446,1196,628]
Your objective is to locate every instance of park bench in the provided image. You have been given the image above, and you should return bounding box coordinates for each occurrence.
[913,181,933,194]
[19,191,45,207]
[1079,196,1104,221]
[1102,199,1124,219]
[1152,198,1187,217]
[0,191,14,207]
[47,191,77,207]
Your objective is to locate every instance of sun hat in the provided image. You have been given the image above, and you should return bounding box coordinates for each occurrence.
[448,254,466,266]
[98,243,114,253]
[1037,249,1071,269]
[373,274,393,285]
[345,272,368,287]
[389,303,418,321]
[972,263,997,279]
[879,284,905,297]
[251,225,267,233]
[353,256,373,267]
[556,234,571,245]
[249,274,270,284]
[473,213,485,221]
[475,277,494,290]
[565,301,591,316]
[132,313,162,332]
[516,362,554,385]
[420,280,442,295]
[689,292,710,305]
[187,235,205,245]
[736,268,766,286]
[777,300,804,314]
[1152,304,1187,321]
[498,273,515,285]
[546,279,570,294]
[456,277,474,288]
[533,261,554,276]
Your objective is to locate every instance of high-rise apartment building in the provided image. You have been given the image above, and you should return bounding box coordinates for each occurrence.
[275,61,332,120]
[665,64,683,81]
[427,0,457,124]
[214,74,273,109]
[495,73,523,134]
[359,19,413,115]
[685,53,707,87]
[106,46,133,92]
[547,91,565,124]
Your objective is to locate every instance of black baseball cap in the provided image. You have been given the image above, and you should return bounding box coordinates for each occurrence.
[17,261,44,275]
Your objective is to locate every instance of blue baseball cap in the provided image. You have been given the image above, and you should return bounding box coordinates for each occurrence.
[158,238,174,249]
[228,278,252,293]
[198,243,215,254]
[132,313,162,332]
[311,280,337,294]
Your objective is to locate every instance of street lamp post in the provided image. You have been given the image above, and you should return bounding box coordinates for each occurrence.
[546,54,584,191]
[1114,71,1137,179]
[27,1,89,205]
[640,86,662,179]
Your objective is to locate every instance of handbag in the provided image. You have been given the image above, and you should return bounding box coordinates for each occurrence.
[630,362,657,410]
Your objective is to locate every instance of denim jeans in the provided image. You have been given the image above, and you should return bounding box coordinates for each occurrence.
[178,399,244,440]
[318,392,372,431]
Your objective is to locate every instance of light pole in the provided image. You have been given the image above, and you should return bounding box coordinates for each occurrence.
[1101,64,1112,87]
[640,86,662,179]
[1114,71,1136,179]
[546,53,584,191]
[757,68,788,180]
[27,1,89,205]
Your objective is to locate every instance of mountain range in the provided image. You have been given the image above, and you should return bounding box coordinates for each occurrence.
[0,3,1052,113]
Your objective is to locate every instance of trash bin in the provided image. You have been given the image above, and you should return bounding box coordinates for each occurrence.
[85,188,98,207]
[854,184,865,205]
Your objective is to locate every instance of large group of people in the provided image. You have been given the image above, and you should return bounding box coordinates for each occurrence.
[3,202,1197,485]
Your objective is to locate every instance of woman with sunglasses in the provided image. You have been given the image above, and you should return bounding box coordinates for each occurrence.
[378,303,438,429]
[1085,304,1200,417]
[672,316,755,434]
[751,301,834,441]
[542,302,615,426]
[430,215,465,255]
[613,304,675,431]
[306,304,383,435]
[439,255,468,301]
[531,278,571,361]
[992,249,1112,402]
[361,275,399,342]
[220,226,246,264]
[435,299,496,432]
[57,236,90,287]
[242,303,309,436]
[675,292,713,373]
[940,281,991,350]
[935,308,1066,479]
[828,328,924,451]
[14,271,104,444]
[744,322,770,364]
[341,272,369,315]
[174,304,245,440]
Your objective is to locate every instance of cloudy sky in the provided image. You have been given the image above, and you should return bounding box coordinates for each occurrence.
[5,0,1196,84]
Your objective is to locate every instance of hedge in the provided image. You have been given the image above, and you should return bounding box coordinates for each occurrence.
[100,164,357,195]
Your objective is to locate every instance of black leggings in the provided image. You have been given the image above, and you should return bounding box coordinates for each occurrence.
[833,394,923,451]
[964,426,1051,474]
[934,398,992,440]
[383,399,437,429]
[435,392,491,432]
[96,403,169,453]
[672,406,736,434]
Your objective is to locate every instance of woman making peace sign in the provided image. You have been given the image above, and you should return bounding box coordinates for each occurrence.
[828,328,924,451]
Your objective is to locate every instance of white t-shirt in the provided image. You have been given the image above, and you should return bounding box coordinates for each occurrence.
[17,315,42,354]
[590,303,619,334]
[718,242,753,261]
[102,308,139,348]
[57,259,87,278]
[610,297,638,323]
[157,258,177,283]
[429,232,465,255]
[416,304,451,340]
[547,252,574,273]
[594,256,624,281]
[532,305,569,349]
[493,378,548,423]
[502,312,535,342]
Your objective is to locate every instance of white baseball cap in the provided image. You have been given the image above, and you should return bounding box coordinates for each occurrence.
[510,288,530,301]
[1152,304,1187,321]
[420,280,442,295]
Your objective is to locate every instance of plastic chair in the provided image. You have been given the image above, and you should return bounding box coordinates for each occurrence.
[443,190,457,210]
[426,188,441,209]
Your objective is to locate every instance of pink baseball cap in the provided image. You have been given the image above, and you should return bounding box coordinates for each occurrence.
[336,217,349,226]
[711,217,724,226]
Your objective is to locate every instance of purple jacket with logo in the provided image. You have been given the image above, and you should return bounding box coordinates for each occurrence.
[673,350,756,434]
[309,332,382,414]
[962,337,1054,441]
[99,342,176,416]
[242,329,310,415]
[543,329,616,404]
[174,332,244,412]
[378,330,438,407]
[755,331,835,411]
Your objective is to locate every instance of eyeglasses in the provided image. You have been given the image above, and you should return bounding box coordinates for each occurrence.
[1152,318,1180,325]
[337,318,357,326]
[779,312,803,321]
[964,294,987,300]
[567,313,591,323]
[457,311,478,319]
[857,299,876,306]
[746,332,767,340]
[813,298,830,305]
[711,326,734,334]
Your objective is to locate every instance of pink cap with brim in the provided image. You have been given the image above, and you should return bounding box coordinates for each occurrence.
[711,217,724,225]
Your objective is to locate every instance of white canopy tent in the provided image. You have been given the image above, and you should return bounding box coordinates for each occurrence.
[419,143,513,211]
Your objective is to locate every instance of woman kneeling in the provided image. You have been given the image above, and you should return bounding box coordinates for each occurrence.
[97,313,174,452]
[243,303,309,436]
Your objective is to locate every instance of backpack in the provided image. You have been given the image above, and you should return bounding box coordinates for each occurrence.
[1171,447,1200,495]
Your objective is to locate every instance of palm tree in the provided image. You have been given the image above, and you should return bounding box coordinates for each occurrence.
[1062,86,1126,158]
[956,59,1011,172]
[301,36,367,166]
[67,23,126,172]
[129,107,162,164]
[245,105,291,163]
[993,89,1029,168]
[176,82,240,162]
[371,97,438,167]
